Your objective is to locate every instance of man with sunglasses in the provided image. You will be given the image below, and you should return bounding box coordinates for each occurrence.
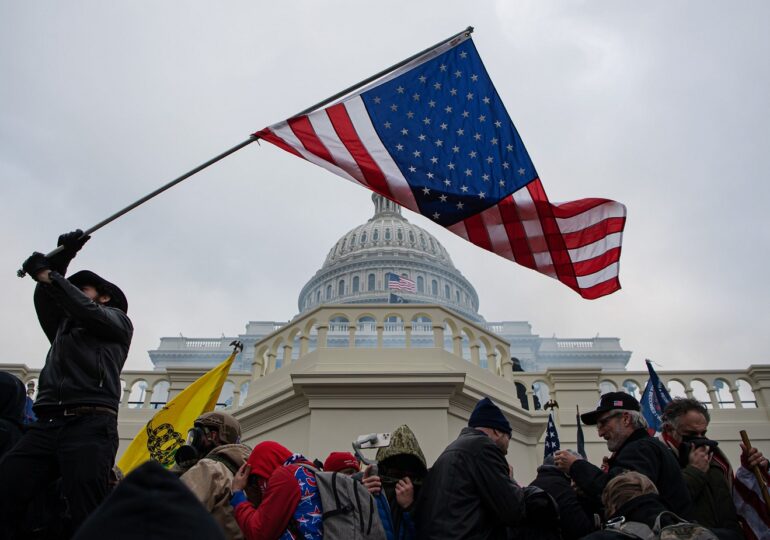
[554,392,693,520]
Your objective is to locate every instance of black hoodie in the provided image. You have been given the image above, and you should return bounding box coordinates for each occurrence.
[0,372,26,458]
[73,461,226,540]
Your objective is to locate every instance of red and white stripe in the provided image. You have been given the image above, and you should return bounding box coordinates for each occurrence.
[255,104,626,300]
[389,275,417,293]
[734,466,770,540]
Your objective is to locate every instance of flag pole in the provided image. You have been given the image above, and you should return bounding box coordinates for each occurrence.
[18,26,474,278]
[17,137,256,277]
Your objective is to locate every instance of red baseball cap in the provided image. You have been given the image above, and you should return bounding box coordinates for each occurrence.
[323,452,360,473]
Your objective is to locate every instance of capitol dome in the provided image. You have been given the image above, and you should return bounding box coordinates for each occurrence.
[298,194,482,321]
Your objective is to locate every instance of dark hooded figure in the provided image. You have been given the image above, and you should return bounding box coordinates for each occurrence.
[373,424,428,540]
[0,230,133,539]
[0,371,26,458]
[73,461,226,540]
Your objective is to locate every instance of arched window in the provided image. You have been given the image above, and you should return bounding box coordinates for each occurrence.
[372,229,379,242]
[384,228,391,240]
[444,285,450,299]
[368,273,376,291]
[408,231,415,244]
[361,232,367,243]
[350,234,356,246]
[431,279,438,295]
[316,290,321,303]
[455,290,460,303]
[397,229,403,241]
[420,234,426,248]
[417,276,424,293]
[352,276,360,293]
[326,285,332,299]
[338,280,345,296]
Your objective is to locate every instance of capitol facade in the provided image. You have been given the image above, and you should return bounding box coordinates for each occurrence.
[6,194,768,480]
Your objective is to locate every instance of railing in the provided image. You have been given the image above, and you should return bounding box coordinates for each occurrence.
[250,304,514,381]
[556,341,595,349]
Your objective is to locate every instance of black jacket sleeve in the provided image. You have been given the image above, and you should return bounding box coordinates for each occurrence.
[34,282,65,344]
[45,272,132,344]
[472,442,526,525]
[568,459,609,505]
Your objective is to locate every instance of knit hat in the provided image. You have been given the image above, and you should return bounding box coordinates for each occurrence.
[195,411,241,445]
[323,452,360,473]
[468,397,512,436]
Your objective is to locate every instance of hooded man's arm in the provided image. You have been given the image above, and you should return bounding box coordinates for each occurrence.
[568,460,609,504]
[45,272,132,344]
[232,466,300,540]
[472,443,526,525]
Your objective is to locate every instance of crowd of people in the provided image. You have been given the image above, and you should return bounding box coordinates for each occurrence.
[1,231,768,539]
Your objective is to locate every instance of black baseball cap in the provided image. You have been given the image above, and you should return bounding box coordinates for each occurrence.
[580,392,640,425]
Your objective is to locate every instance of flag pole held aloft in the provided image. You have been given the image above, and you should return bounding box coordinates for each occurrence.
[17,137,256,277]
[17,26,475,279]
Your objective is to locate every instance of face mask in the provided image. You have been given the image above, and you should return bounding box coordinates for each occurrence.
[677,435,718,467]
[175,426,210,468]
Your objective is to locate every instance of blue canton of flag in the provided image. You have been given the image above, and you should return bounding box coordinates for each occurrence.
[360,41,537,226]
[640,360,673,434]
[543,412,561,459]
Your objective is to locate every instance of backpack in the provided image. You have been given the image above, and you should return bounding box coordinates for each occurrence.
[295,464,386,540]
[606,511,719,540]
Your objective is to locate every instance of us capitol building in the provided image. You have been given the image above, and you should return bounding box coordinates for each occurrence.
[6,195,770,480]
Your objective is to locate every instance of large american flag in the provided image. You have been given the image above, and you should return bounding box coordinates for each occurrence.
[255,33,626,299]
[387,273,417,292]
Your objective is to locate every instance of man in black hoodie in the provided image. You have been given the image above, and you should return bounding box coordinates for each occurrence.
[0,372,27,459]
[0,231,133,539]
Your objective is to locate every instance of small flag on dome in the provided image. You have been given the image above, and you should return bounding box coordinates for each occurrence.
[387,272,417,293]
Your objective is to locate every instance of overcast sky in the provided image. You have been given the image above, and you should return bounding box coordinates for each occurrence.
[2,1,768,373]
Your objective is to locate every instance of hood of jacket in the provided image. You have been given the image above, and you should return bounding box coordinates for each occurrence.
[246,441,293,480]
[376,424,427,478]
[0,372,26,425]
[610,493,669,526]
[73,461,225,540]
[207,443,251,464]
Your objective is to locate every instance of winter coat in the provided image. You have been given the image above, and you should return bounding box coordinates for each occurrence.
[579,493,676,540]
[569,428,694,519]
[655,435,743,537]
[73,460,226,540]
[375,424,426,540]
[0,372,26,459]
[416,427,526,540]
[530,464,596,539]
[181,444,251,540]
[33,271,132,413]
[231,442,323,540]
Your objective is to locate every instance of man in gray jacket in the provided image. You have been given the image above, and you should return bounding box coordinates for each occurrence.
[0,231,133,539]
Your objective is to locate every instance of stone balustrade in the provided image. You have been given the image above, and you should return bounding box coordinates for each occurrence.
[248,305,514,382]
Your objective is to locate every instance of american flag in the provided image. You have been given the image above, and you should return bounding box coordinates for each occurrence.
[255,33,626,299]
[387,273,417,292]
[544,412,561,458]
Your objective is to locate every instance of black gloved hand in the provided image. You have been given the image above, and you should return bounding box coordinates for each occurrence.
[22,252,52,280]
[49,229,90,274]
[57,229,90,253]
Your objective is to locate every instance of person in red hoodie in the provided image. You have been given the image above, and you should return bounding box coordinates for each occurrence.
[230,441,323,540]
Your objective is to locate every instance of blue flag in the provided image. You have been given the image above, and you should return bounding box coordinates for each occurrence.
[543,412,561,458]
[640,359,673,434]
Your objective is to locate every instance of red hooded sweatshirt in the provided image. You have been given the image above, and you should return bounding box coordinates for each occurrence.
[231,441,316,540]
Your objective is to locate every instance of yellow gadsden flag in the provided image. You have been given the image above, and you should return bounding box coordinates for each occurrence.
[117,348,237,474]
